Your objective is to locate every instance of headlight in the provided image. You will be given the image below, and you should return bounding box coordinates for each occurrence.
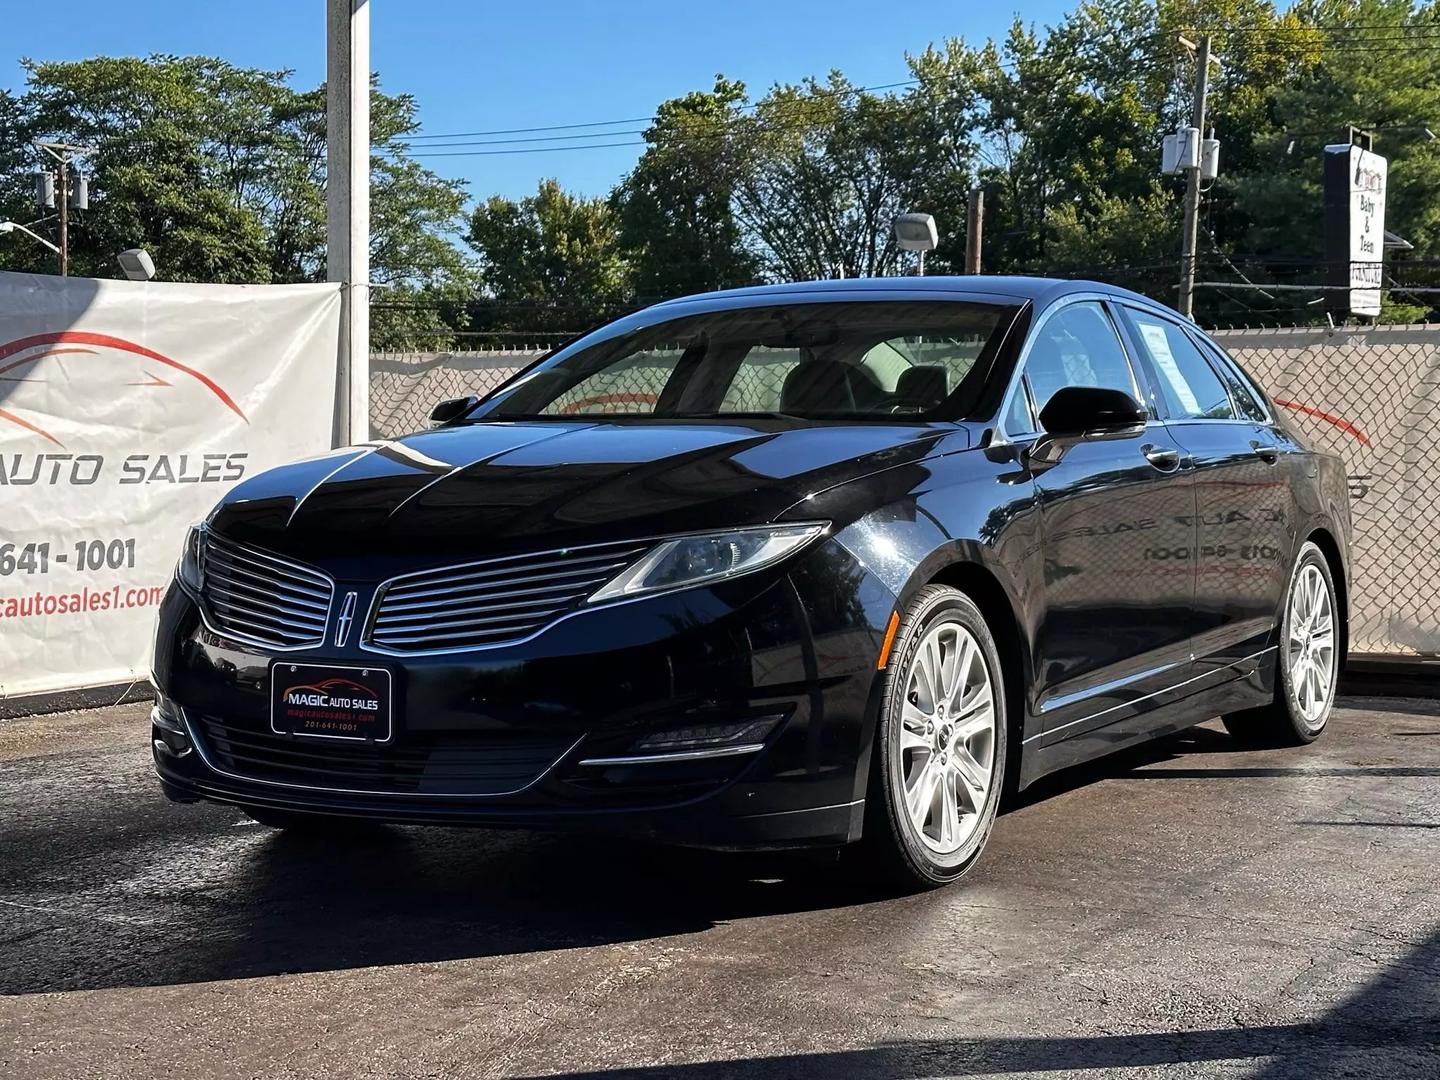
[176,523,205,594]
[589,523,828,604]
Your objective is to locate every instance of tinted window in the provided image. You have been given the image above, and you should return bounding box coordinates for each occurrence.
[1121,309,1236,421]
[1003,378,1036,434]
[1196,336,1268,422]
[475,301,1016,421]
[542,346,685,416]
[1022,302,1139,418]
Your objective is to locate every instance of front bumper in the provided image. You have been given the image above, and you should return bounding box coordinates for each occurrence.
[151,540,898,849]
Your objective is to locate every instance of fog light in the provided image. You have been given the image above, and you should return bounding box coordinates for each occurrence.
[151,698,192,756]
[578,713,785,767]
[151,696,183,733]
[631,716,782,754]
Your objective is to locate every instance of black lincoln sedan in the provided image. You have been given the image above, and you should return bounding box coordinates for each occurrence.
[151,277,1350,888]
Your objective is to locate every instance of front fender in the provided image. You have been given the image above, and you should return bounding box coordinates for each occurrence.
[794,442,1042,800]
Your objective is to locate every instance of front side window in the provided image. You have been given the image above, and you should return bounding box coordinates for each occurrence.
[1020,301,1141,420]
[1120,308,1236,421]
[472,301,1018,422]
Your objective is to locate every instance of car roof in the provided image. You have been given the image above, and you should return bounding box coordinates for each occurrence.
[648,275,1184,321]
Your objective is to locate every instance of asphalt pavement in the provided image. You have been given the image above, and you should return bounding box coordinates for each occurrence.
[2,696,1437,1079]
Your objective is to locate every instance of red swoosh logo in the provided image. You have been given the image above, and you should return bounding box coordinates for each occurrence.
[0,347,97,381]
[1273,398,1371,446]
[0,331,249,446]
[0,405,64,447]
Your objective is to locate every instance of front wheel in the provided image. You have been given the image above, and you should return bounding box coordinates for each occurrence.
[1223,541,1339,746]
[863,585,1007,890]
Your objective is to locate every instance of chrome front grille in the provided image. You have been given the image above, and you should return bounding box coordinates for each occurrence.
[366,541,649,652]
[200,531,334,649]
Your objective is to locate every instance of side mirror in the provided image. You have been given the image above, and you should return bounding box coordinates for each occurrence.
[428,395,479,426]
[1028,387,1145,467]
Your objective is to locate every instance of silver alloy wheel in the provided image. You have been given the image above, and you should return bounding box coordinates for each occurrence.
[1288,561,1336,727]
[898,619,997,855]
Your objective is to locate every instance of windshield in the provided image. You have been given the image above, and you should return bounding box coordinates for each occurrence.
[470,300,1019,422]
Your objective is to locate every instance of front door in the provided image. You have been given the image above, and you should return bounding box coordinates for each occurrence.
[1004,300,1199,742]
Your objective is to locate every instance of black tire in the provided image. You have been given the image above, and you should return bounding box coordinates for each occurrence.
[241,806,387,833]
[861,585,1008,891]
[1222,540,1339,746]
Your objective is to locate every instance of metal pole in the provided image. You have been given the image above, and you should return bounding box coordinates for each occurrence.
[1178,34,1211,319]
[327,0,371,447]
[965,186,984,274]
[57,159,68,276]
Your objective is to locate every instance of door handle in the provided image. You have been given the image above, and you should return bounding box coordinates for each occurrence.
[1142,444,1181,472]
[1250,440,1280,464]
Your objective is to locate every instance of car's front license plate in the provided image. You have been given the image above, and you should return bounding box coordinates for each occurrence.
[270,663,393,743]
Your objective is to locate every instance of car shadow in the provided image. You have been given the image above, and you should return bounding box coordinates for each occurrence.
[0,713,1415,996]
[2,813,893,995]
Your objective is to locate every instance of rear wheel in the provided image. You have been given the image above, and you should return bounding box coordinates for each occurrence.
[1222,541,1339,746]
[863,585,1007,890]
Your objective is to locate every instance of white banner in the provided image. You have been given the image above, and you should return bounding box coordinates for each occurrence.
[0,271,341,698]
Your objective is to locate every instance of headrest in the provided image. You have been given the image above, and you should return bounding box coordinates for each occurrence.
[894,366,949,410]
[781,359,868,412]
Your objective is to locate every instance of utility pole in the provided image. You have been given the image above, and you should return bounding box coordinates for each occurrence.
[1177,34,1212,319]
[35,142,92,276]
[57,157,68,276]
[328,0,372,448]
[965,186,984,274]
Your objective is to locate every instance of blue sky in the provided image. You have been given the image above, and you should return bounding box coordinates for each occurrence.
[5,0,1070,202]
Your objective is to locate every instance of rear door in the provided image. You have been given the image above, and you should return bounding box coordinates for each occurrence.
[1114,306,1294,671]
[1001,298,1200,742]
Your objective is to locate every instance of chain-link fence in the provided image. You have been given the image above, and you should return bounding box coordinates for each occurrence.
[1212,325,1440,659]
[371,349,545,438]
[371,323,1440,660]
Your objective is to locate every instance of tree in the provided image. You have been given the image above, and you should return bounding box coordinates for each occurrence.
[732,74,921,280]
[466,178,630,330]
[0,55,471,297]
[613,76,760,299]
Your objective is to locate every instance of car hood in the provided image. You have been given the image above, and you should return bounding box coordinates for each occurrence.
[209,419,964,566]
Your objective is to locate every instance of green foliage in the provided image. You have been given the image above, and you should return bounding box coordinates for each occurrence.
[613,76,760,297]
[7,1,1440,338]
[1047,185,1181,267]
[467,178,630,299]
[0,55,471,294]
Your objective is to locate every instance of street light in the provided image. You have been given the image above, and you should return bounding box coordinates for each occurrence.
[117,248,156,282]
[894,213,938,276]
[0,220,61,254]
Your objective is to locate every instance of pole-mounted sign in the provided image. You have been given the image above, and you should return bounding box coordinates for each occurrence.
[1324,141,1387,318]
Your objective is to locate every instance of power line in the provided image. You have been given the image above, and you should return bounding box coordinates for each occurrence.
[403,73,1006,145]
[412,139,645,158]
[399,30,1440,159]
[405,116,654,141]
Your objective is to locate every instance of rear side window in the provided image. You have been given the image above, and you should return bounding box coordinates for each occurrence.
[1195,335,1269,422]
[1119,308,1236,421]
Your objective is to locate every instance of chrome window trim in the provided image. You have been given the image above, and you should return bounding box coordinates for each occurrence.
[993,292,1154,444]
[179,706,586,799]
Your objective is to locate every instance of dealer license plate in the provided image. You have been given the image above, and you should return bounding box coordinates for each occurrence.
[270,663,393,743]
